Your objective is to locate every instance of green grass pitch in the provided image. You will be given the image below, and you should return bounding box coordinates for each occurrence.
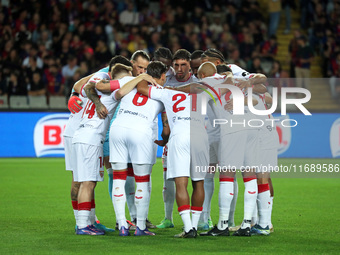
[0,158,339,254]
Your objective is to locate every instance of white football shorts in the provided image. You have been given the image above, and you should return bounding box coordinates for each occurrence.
[219,129,259,170]
[191,132,209,181]
[167,133,207,181]
[110,126,157,165]
[72,143,104,182]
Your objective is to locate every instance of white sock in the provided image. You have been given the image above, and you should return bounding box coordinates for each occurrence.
[242,177,257,229]
[218,177,234,230]
[90,208,95,225]
[135,177,150,230]
[112,174,128,229]
[72,201,78,223]
[73,209,78,222]
[163,170,175,221]
[73,210,78,222]
[178,205,192,233]
[229,178,238,226]
[252,203,258,225]
[201,176,214,224]
[269,196,274,227]
[191,207,203,230]
[77,210,90,229]
[146,175,152,218]
[257,184,271,228]
[125,176,136,220]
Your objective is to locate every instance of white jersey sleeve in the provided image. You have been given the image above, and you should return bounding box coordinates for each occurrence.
[148,85,164,101]
[228,64,255,79]
[80,72,110,98]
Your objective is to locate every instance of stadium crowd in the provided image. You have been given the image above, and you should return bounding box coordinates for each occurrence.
[1,0,339,104]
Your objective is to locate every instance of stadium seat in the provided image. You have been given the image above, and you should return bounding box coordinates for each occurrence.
[29,95,48,109]
[9,96,29,109]
[0,95,9,108]
[49,96,67,110]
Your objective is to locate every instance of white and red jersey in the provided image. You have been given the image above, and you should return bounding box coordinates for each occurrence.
[161,72,199,158]
[63,95,88,138]
[252,93,279,149]
[166,67,175,80]
[165,73,198,88]
[228,64,254,79]
[111,83,164,137]
[72,74,132,146]
[200,73,254,134]
[148,86,205,138]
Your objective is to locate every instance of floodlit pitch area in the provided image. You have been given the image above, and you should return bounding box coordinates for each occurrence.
[1,158,339,254]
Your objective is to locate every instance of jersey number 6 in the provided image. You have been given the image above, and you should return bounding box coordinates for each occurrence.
[132,92,148,106]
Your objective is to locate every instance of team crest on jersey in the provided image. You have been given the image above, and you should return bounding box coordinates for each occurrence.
[275,115,291,155]
[33,114,69,157]
[100,170,104,178]
[330,118,340,158]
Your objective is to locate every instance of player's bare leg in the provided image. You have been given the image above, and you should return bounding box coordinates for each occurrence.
[76,181,104,234]
[79,156,113,233]
[70,174,80,226]
[111,166,130,236]
[191,180,204,230]
[174,177,196,237]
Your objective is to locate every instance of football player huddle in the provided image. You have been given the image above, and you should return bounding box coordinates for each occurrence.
[64,47,278,238]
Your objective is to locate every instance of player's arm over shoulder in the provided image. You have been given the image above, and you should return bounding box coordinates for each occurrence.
[73,73,95,94]
[249,73,267,86]
[168,82,206,94]
[84,81,108,119]
[115,74,156,100]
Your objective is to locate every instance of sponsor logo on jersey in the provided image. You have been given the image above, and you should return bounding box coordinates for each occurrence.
[275,115,291,155]
[330,118,340,158]
[33,114,69,157]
